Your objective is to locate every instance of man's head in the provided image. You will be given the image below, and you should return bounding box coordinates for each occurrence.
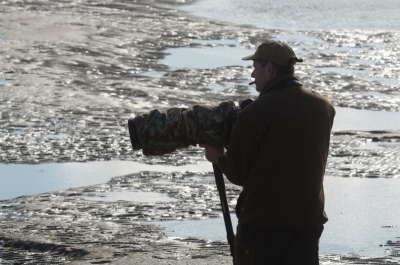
[242,40,302,92]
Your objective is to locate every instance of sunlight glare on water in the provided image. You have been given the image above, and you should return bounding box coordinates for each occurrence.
[0,160,210,200]
[180,0,400,30]
[333,107,400,131]
[160,39,251,69]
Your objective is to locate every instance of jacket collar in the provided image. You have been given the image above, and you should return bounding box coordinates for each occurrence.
[259,74,298,97]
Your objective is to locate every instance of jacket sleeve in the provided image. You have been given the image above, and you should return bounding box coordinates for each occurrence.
[216,107,260,186]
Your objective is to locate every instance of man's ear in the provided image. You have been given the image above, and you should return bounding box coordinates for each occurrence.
[266,62,276,76]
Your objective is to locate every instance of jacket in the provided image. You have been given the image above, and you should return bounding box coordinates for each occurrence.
[217,74,335,228]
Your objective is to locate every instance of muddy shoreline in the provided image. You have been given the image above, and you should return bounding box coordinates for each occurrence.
[1,0,400,264]
[2,167,400,264]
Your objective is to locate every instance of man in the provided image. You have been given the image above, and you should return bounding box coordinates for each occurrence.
[200,40,335,264]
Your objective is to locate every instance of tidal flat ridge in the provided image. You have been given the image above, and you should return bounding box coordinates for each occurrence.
[0,0,400,264]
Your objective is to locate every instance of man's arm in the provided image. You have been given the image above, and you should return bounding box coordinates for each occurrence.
[200,108,260,186]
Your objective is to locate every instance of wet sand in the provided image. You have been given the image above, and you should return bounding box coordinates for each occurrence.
[1,0,400,264]
[1,0,400,164]
[2,169,399,264]
[0,0,260,263]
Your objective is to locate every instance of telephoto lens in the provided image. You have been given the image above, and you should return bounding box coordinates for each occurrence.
[128,101,241,156]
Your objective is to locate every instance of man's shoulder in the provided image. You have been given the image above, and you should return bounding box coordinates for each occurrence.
[239,96,269,114]
[301,87,334,106]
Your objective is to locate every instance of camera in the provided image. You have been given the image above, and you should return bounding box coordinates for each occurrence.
[128,100,253,156]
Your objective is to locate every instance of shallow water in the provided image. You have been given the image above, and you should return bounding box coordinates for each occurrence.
[333,107,400,131]
[364,76,400,87]
[180,0,400,31]
[156,176,400,259]
[323,177,400,258]
[131,70,168,78]
[151,33,400,113]
[312,67,374,77]
[359,91,400,97]
[41,133,71,139]
[153,213,238,241]
[0,160,210,200]
[160,39,251,70]
[354,141,399,150]
[207,80,250,93]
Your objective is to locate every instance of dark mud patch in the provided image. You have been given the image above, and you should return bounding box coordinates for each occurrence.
[0,240,87,264]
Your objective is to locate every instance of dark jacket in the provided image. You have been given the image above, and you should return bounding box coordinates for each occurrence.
[217,74,335,228]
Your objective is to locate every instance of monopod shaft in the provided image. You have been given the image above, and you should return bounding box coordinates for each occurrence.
[212,163,235,259]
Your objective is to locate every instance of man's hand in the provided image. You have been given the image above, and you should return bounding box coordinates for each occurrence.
[199,144,225,164]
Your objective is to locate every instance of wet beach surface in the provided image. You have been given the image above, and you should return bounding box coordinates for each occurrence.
[1,0,400,264]
[1,165,400,264]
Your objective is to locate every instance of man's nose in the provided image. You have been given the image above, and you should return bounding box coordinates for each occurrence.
[251,70,255,78]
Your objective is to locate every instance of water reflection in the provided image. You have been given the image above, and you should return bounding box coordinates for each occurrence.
[0,160,210,200]
[322,176,400,259]
[131,70,168,78]
[313,67,373,76]
[333,107,400,131]
[155,176,400,259]
[153,213,238,241]
[206,81,249,92]
[41,133,70,139]
[160,39,251,70]
[179,0,400,30]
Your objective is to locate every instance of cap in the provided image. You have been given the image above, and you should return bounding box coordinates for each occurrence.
[242,40,303,66]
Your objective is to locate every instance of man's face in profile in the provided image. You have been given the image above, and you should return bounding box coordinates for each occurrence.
[251,60,275,93]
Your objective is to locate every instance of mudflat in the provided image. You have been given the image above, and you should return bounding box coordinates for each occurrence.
[0,0,261,263]
[1,0,400,264]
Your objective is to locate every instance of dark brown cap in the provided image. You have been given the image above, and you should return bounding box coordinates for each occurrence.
[242,40,303,66]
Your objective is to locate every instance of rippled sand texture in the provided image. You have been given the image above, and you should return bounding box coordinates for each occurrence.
[1,0,400,264]
[0,1,400,163]
[0,0,268,164]
[329,131,400,179]
[1,0,400,165]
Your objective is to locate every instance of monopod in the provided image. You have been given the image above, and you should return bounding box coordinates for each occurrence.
[212,163,235,260]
